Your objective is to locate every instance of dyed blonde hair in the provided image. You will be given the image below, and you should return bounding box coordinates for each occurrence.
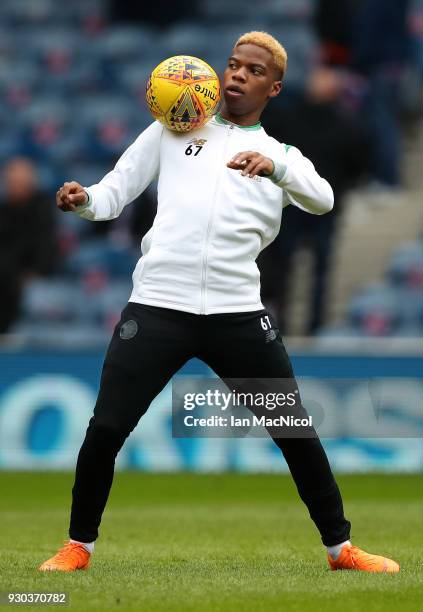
[235,31,288,79]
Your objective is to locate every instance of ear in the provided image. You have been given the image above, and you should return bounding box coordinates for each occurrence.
[269,80,282,99]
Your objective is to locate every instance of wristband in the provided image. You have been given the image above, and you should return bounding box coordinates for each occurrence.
[268,159,288,184]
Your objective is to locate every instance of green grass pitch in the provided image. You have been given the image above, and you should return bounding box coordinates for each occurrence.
[0,472,422,611]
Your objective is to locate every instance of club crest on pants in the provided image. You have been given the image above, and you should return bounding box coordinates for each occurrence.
[120,319,138,340]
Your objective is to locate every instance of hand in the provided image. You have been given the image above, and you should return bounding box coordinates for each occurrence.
[56,181,88,212]
[227,151,274,178]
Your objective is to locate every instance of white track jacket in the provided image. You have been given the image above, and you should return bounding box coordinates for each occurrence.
[77,114,334,314]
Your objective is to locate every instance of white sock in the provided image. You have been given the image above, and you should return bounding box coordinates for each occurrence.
[327,540,351,560]
[70,539,94,554]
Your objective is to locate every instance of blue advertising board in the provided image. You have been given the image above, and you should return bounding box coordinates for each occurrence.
[0,349,422,472]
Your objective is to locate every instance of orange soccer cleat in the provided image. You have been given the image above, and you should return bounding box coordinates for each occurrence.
[328,543,400,573]
[38,541,91,572]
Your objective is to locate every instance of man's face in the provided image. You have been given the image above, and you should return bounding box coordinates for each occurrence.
[4,158,37,202]
[222,43,282,116]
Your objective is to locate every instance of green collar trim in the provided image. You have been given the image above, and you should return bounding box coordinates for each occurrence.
[214,112,261,131]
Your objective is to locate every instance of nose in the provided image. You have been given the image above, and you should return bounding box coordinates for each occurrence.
[232,66,247,83]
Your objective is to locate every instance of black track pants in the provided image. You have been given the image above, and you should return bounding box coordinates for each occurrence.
[69,302,351,546]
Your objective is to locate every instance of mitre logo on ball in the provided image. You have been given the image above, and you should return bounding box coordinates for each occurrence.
[146,55,221,133]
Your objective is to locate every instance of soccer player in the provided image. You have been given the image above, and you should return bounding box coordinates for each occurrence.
[39,32,399,573]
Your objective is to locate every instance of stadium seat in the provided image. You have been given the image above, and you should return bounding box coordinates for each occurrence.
[62,0,107,32]
[0,60,40,110]
[62,238,110,279]
[348,284,404,336]
[82,280,133,330]
[200,0,262,22]
[160,23,214,58]
[19,269,129,334]
[35,161,64,194]
[92,25,157,82]
[391,324,423,337]
[0,129,21,164]
[55,214,91,260]
[18,96,84,163]
[115,64,156,129]
[45,57,105,96]
[20,279,83,323]
[0,4,13,28]
[201,0,314,24]
[0,26,21,60]
[0,98,12,131]
[397,288,423,330]
[75,95,141,160]
[64,162,112,193]
[63,237,139,279]
[387,241,423,289]
[18,96,70,128]
[10,321,110,347]
[11,0,105,28]
[257,0,315,23]
[0,0,59,27]
[117,61,154,92]
[24,27,85,74]
[23,25,105,91]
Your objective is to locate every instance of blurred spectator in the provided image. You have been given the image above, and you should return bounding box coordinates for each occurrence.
[0,158,57,333]
[315,0,355,66]
[316,0,414,188]
[352,0,413,188]
[352,0,412,74]
[260,66,370,335]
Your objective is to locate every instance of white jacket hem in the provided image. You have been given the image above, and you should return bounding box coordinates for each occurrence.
[129,295,264,315]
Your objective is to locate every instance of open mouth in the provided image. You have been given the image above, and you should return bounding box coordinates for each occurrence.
[225,86,244,97]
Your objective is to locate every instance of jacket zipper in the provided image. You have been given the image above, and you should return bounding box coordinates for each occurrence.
[200,124,234,314]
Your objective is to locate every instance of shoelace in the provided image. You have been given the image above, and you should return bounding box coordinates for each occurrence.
[53,541,85,563]
[348,546,380,570]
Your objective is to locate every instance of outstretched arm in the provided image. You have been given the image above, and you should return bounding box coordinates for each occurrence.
[56,121,163,221]
[227,146,334,215]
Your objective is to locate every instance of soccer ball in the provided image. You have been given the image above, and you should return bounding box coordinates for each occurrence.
[146,55,220,133]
